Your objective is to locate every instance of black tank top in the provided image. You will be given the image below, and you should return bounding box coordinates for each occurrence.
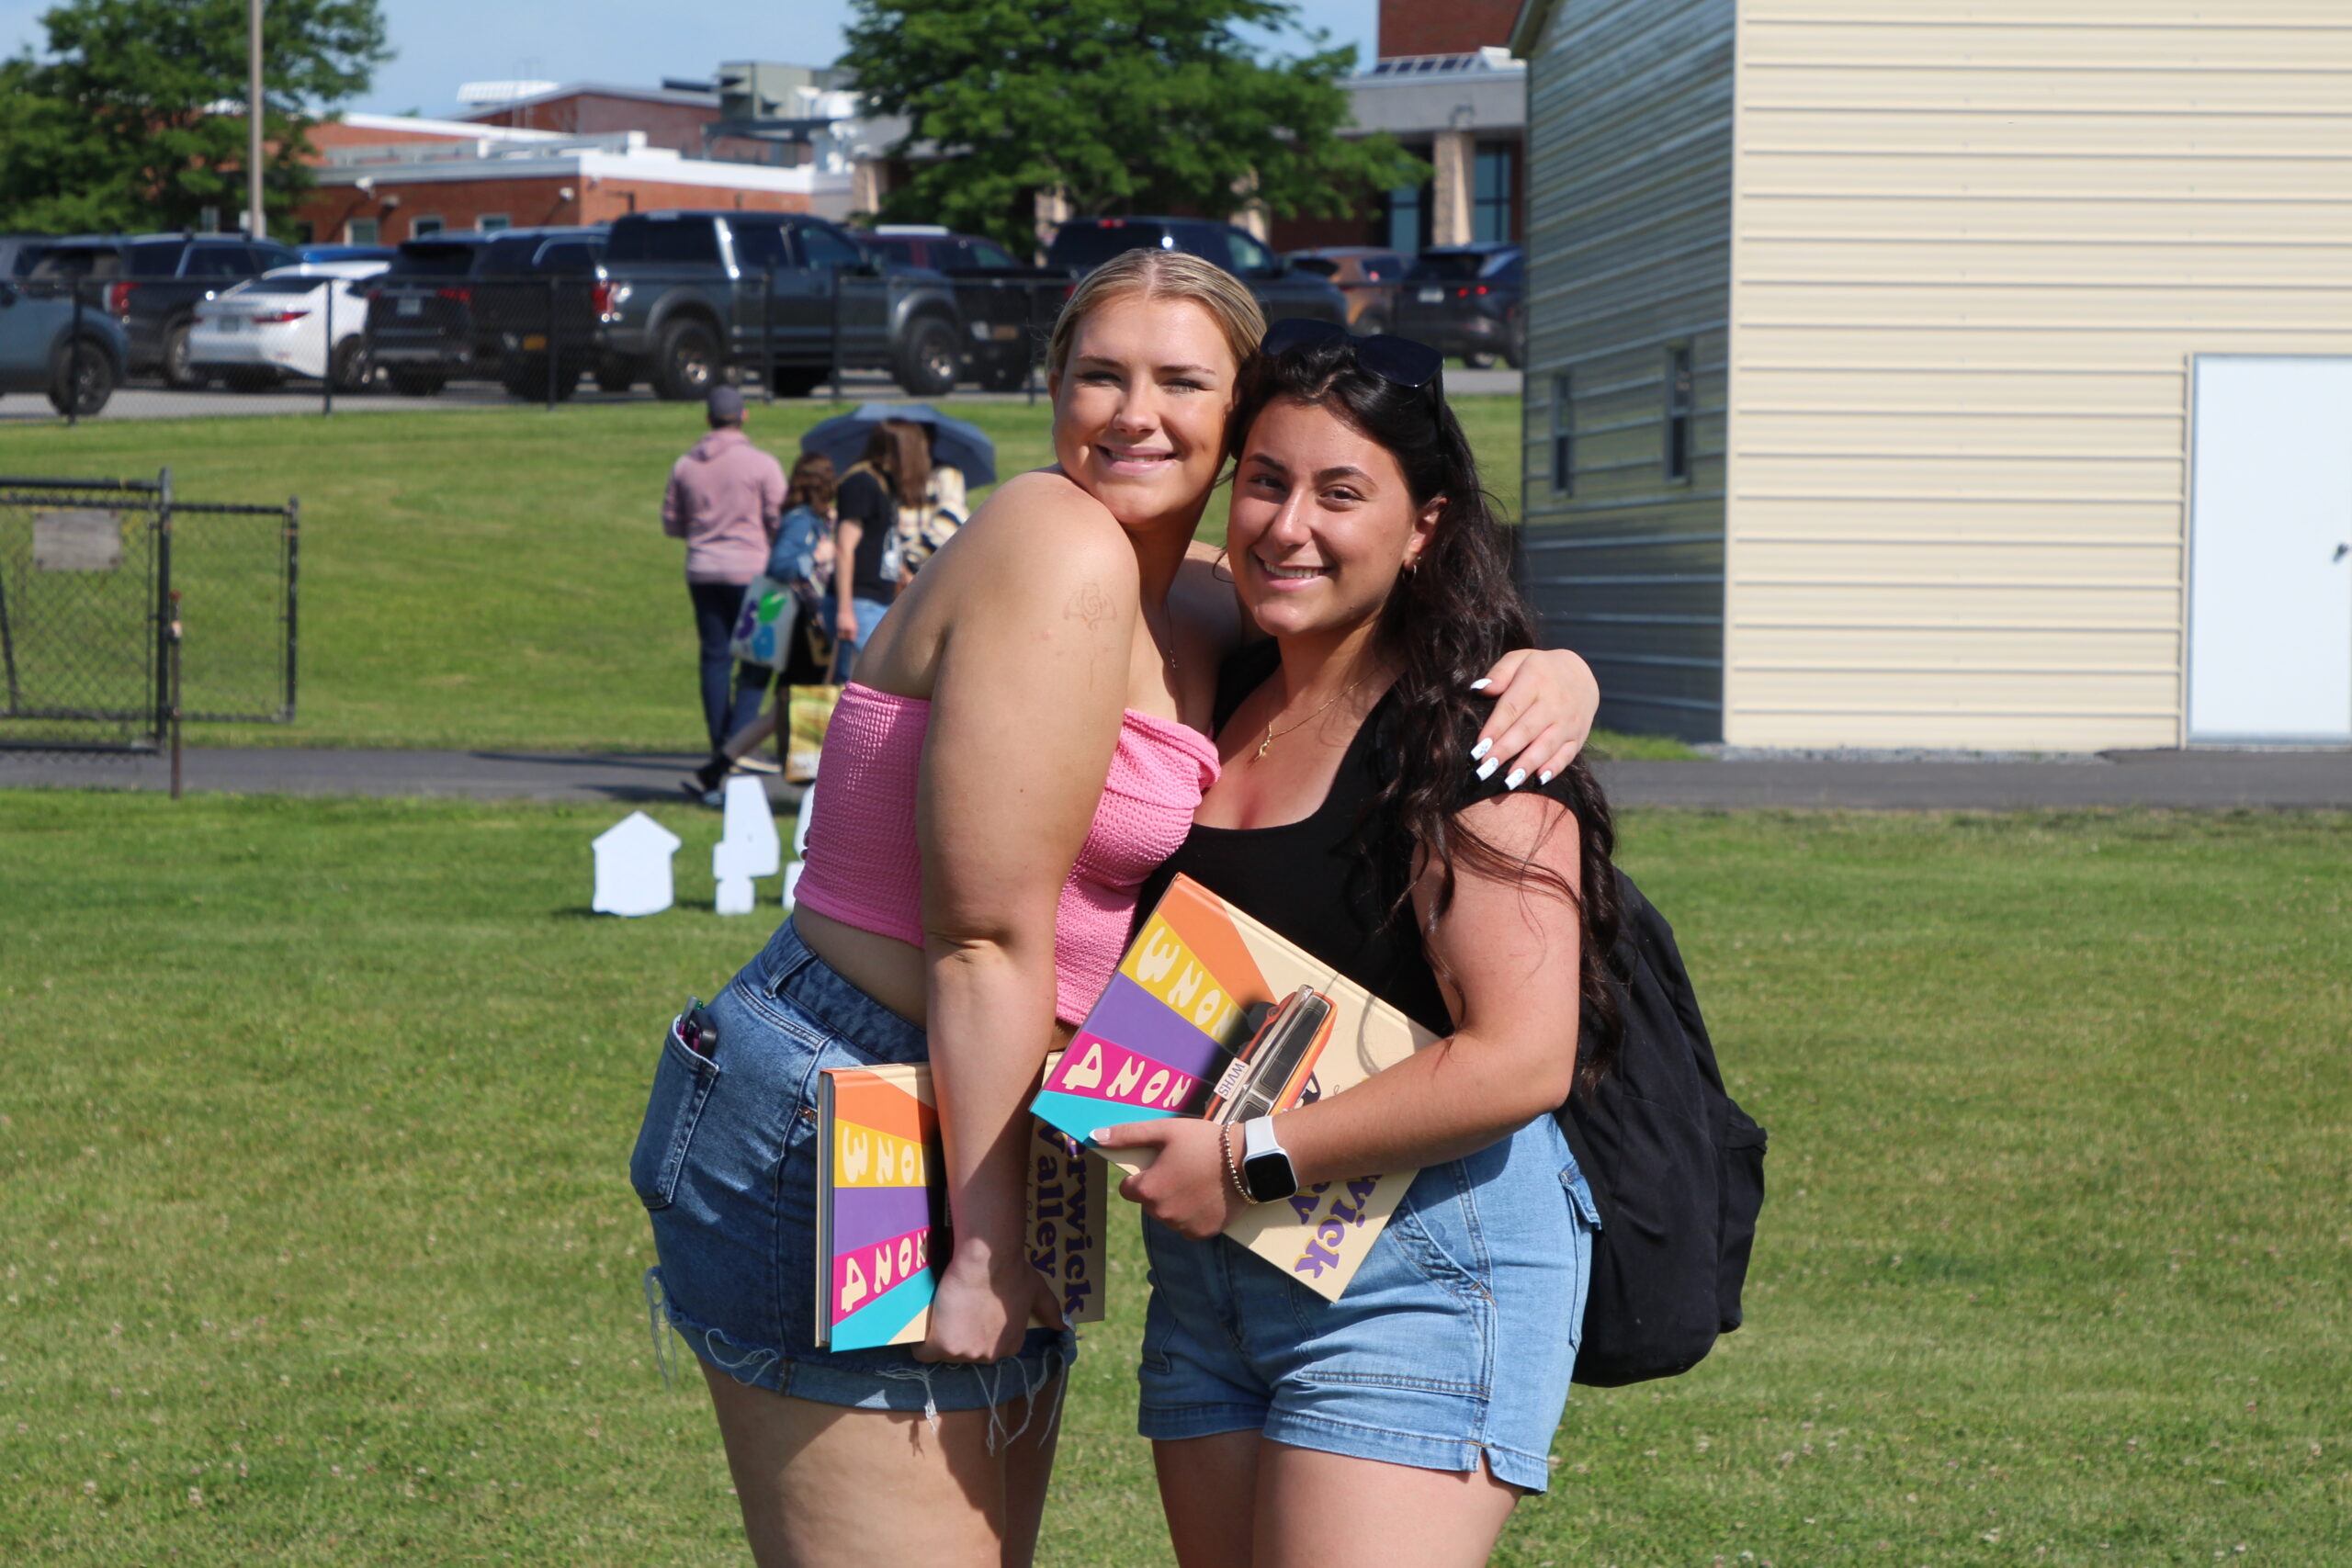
[1136,642,1570,1037]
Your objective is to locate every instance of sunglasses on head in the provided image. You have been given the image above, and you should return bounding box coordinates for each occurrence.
[1260,317,1445,393]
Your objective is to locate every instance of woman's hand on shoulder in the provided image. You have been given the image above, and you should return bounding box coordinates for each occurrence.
[1091,1119,1248,1241]
[1472,646,1600,788]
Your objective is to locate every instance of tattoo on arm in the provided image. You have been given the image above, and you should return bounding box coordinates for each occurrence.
[1065,580,1114,631]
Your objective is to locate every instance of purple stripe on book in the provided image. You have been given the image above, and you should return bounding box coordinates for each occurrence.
[830,1183,938,1254]
[1080,974,1230,1080]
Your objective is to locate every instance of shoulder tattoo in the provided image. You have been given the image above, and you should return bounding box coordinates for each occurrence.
[1065,580,1114,631]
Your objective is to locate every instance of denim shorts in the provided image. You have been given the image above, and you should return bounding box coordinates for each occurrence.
[631,917,1072,1420]
[1136,1112,1599,1493]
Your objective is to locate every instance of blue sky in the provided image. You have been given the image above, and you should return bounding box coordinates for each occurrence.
[0,1,1381,119]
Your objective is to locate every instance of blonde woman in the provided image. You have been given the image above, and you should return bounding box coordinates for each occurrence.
[629,251,1600,1566]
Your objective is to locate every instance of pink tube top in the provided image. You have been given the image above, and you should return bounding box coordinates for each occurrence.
[792,682,1222,1023]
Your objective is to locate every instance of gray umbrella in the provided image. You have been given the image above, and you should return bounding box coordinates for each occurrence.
[798,402,998,488]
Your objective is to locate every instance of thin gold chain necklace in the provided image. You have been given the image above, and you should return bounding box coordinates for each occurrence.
[1254,672,1366,761]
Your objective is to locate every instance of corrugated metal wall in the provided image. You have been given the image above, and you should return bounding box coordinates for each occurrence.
[1724,2,2352,750]
[1519,0,1739,740]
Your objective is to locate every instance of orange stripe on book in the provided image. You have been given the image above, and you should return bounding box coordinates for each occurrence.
[826,1068,936,1145]
[1125,874,1272,1013]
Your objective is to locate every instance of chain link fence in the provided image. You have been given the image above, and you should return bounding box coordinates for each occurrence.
[0,470,297,788]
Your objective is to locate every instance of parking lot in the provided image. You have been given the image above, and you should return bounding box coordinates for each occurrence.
[0,366,1522,423]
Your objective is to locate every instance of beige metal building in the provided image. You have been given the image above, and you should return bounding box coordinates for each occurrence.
[1510,0,2352,748]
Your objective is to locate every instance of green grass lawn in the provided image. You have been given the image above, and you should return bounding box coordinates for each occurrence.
[3,796,2343,1564]
[0,396,1657,755]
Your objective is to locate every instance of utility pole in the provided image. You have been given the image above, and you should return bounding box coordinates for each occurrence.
[246,0,266,240]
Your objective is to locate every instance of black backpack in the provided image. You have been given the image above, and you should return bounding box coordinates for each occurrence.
[1555,869,1767,1387]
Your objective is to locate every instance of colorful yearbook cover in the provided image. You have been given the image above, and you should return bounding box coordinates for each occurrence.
[814,1060,1108,1351]
[1031,874,1440,1301]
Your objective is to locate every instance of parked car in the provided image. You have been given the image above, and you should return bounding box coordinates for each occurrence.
[858,225,1070,391]
[595,210,1031,399]
[27,233,301,386]
[186,260,389,392]
[1390,243,1524,368]
[1045,217,1348,325]
[463,227,611,399]
[361,233,495,396]
[0,276,129,416]
[0,234,58,280]
[1284,247,1409,333]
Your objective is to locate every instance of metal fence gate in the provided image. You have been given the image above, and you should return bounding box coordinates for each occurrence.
[0,470,298,782]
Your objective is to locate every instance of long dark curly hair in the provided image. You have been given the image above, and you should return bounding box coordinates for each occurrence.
[1229,338,1623,1091]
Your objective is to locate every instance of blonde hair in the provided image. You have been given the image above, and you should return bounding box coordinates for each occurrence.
[1046,248,1266,383]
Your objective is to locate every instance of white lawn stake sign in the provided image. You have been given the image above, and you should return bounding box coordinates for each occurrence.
[592,812,682,917]
[712,775,782,915]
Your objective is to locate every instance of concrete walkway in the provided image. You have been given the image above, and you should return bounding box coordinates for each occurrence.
[6,745,2347,810]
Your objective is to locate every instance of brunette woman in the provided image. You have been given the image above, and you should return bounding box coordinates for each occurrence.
[630,256,1600,1568]
[1098,321,1622,1568]
[828,418,929,679]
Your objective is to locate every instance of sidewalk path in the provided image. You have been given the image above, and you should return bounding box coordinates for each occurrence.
[6,746,2347,810]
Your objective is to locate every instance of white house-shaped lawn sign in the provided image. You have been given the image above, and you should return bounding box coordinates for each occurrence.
[711,776,782,916]
[593,811,682,917]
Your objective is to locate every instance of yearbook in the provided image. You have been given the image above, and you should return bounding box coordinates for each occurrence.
[814,1061,1107,1350]
[1031,874,1438,1301]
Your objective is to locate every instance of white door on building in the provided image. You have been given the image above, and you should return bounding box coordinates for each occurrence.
[2188,356,2352,743]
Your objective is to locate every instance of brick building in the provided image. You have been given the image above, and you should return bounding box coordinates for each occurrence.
[456,81,786,166]
[290,114,850,246]
[1267,0,1526,254]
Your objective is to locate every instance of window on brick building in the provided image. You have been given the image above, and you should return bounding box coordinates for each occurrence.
[1473,144,1515,243]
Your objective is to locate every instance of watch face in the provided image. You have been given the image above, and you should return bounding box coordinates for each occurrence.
[1242,1149,1295,1204]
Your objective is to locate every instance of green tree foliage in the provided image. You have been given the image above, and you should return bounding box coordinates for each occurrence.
[0,0,390,236]
[842,0,1425,255]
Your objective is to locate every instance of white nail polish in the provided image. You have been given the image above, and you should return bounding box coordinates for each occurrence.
[1505,769,1526,790]
[1476,757,1498,782]
[1470,738,1493,761]
[1469,678,1491,692]
[1539,770,1555,786]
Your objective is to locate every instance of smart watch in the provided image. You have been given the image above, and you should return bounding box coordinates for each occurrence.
[1239,1115,1298,1204]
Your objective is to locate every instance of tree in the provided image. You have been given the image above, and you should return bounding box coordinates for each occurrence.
[840,0,1425,256]
[0,0,390,236]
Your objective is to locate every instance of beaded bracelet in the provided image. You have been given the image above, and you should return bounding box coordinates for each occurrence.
[1219,1122,1251,1202]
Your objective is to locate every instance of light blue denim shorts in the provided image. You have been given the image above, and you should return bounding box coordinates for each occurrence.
[631,918,1072,1421]
[1136,1112,1599,1493]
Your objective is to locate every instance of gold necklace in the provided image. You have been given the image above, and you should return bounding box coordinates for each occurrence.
[1255,672,1366,761]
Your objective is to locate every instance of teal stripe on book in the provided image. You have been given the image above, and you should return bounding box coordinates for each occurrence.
[828,1266,938,1352]
[1031,1088,1177,1145]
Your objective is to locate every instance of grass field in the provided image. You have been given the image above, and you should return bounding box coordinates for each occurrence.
[0,399,1721,759]
[3,795,2345,1565]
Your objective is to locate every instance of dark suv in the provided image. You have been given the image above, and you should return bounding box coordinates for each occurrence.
[28,233,301,386]
[362,234,495,396]
[463,227,610,399]
[1045,218,1347,326]
[1390,243,1524,369]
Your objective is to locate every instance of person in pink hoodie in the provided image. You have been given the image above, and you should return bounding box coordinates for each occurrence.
[663,386,787,753]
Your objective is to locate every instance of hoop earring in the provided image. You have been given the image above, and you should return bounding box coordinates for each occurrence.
[1212,547,1236,585]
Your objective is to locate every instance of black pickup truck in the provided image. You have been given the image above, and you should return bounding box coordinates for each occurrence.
[594,210,1042,399]
[858,227,1070,391]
